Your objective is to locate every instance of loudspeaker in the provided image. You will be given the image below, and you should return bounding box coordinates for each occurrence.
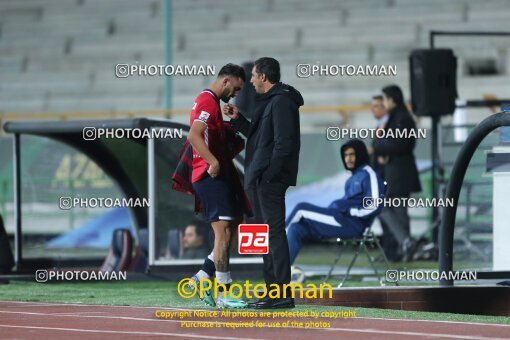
[235,61,256,119]
[410,49,457,116]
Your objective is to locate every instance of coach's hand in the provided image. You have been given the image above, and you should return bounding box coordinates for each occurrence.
[222,104,239,120]
[207,159,220,178]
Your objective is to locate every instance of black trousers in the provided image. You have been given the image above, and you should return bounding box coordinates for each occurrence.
[378,216,401,261]
[247,180,291,288]
[378,205,411,246]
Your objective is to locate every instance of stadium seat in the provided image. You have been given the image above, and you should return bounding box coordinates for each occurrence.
[128,228,149,273]
[166,229,183,259]
[1,0,510,114]
[323,223,395,288]
[0,214,15,274]
[100,228,133,272]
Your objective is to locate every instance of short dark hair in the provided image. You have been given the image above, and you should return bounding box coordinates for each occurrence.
[254,57,280,84]
[218,63,245,82]
[382,84,405,107]
[372,95,383,101]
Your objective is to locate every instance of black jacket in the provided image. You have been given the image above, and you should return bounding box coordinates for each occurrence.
[373,105,421,197]
[230,82,303,189]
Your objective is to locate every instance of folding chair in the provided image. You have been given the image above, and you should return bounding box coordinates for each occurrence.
[323,224,397,288]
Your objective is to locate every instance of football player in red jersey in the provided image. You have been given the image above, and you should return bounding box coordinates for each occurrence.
[185,63,248,309]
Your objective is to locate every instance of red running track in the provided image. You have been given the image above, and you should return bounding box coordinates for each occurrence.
[0,301,509,339]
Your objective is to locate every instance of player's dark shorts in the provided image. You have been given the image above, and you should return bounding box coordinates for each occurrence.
[192,174,242,223]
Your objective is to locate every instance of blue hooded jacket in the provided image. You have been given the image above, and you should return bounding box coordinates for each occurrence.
[328,139,386,229]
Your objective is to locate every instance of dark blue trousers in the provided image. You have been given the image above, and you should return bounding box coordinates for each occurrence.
[286,202,366,264]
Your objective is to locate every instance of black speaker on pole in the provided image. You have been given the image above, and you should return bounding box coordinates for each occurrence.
[235,61,256,119]
[410,49,457,116]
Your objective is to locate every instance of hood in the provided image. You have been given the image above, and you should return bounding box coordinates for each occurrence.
[256,82,304,107]
[340,139,369,171]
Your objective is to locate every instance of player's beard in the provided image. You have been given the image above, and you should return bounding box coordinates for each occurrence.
[220,85,234,103]
[220,92,230,103]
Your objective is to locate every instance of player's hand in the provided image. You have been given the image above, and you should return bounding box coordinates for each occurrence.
[222,104,239,120]
[207,160,220,178]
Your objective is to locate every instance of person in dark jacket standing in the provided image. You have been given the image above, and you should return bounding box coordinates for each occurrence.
[223,57,303,309]
[373,85,422,262]
[369,95,400,262]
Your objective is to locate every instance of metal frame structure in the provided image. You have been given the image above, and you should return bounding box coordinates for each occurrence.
[1,119,267,273]
[439,110,510,285]
[428,30,510,285]
[323,226,394,288]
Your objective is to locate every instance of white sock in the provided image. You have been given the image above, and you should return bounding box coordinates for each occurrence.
[216,271,232,284]
[207,252,214,262]
[195,270,209,280]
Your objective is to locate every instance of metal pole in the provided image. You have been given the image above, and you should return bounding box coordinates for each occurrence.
[431,115,439,238]
[147,137,156,266]
[429,32,440,241]
[13,133,22,270]
[439,111,510,285]
[429,30,510,284]
[163,0,173,117]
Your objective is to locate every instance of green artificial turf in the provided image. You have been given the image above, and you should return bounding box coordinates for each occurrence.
[1,280,509,325]
[294,244,489,271]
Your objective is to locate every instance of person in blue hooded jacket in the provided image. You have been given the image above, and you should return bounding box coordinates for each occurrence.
[286,139,386,264]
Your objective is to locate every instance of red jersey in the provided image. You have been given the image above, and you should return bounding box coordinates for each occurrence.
[189,89,228,183]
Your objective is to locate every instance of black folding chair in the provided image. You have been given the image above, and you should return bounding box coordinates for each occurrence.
[323,224,397,288]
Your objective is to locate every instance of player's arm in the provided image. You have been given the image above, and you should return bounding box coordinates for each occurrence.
[329,181,363,212]
[223,104,250,137]
[349,173,381,218]
[328,198,350,212]
[187,121,220,177]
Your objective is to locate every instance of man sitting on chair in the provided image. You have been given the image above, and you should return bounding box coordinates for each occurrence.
[286,139,386,264]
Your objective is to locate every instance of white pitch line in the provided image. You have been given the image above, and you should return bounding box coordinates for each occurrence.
[0,310,505,339]
[0,323,505,340]
[2,300,509,329]
[1,303,70,308]
[0,310,266,330]
[154,307,510,329]
[356,316,510,328]
[0,310,182,324]
[0,324,265,340]
[315,326,507,340]
[48,312,108,316]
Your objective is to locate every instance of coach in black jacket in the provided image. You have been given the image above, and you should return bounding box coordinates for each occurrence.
[224,57,303,309]
[373,85,421,261]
